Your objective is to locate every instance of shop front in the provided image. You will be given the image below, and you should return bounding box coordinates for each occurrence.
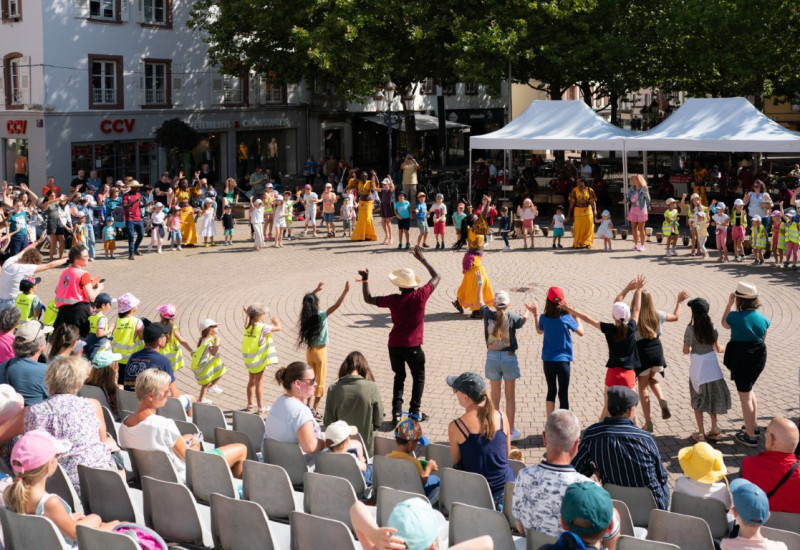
[0,114,45,188]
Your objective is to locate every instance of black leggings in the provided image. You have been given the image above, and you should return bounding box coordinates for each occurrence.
[543,361,571,409]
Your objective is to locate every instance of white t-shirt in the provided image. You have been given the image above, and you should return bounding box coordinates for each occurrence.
[673,476,732,510]
[250,206,264,224]
[303,193,319,211]
[552,213,565,228]
[0,254,37,300]
[264,395,320,466]
[151,211,165,225]
[713,213,729,228]
[430,203,447,221]
[119,414,186,483]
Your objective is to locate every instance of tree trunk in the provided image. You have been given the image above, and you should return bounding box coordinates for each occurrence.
[580,82,593,107]
[609,91,620,158]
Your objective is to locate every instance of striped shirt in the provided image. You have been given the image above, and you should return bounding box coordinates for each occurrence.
[571,417,670,510]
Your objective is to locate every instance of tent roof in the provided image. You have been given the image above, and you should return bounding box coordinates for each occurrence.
[630,97,800,152]
[469,100,632,151]
[361,113,470,132]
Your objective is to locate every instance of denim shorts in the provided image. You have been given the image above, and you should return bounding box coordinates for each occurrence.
[484,350,520,381]
[417,220,429,233]
[323,212,335,223]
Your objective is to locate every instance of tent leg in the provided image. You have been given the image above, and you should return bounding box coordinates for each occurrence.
[468,149,472,203]
[622,151,629,227]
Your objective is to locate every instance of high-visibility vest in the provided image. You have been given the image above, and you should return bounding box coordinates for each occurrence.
[786,221,800,244]
[242,323,278,374]
[15,293,36,323]
[112,316,142,364]
[55,267,88,306]
[88,312,105,335]
[191,337,226,386]
[662,209,678,234]
[731,209,748,228]
[42,299,58,327]
[162,332,184,371]
[752,225,767,249]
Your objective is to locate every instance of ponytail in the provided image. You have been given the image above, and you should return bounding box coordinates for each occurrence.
[614,319,629,342]
[490,309,506,341]
[477,390,497,440]
[4,460,52,514]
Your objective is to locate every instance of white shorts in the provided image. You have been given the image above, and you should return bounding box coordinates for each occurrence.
[305,209,317,223]
[276,218,286,228]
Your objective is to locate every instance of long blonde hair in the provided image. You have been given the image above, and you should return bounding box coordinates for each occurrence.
[476,390,497,440]
[637,290,659,340]
[490,309,507,341]
[4,459,53,514]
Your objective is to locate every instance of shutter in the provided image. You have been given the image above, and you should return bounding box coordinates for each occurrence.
[211,73,223,104]
[137,60,145,106]
[257,76,266,104]
[0,67,4,106]
[135,0,143,22]
[171,62,183,105]
[73,0,89,18]
[19,56,30,104]
[119,0,129,21]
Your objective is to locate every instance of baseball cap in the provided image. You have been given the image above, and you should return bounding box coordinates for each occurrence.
[687,297,709,314]
[0,385,23,425]
[561,482,613,535]
[94,292,115,306]
[394,418,429,446]
[730,478,770,525]
[199,318,219,331]
[716,202,726,210]
[607,386,639,416]
[14,321,53,345]
[446,372,485,402]
[611,301,630,322]
[734,198,744,206]
[494,291,510,309]
[117,293,140,314]
[387,498,441,550]
[11,429,71,474]
[266,182,273,188]
[143,322,172,343]
[18,277,41,292]
[547,287,565,303]
[325,420,357,448]
[156,303,177,319]
[92,350,123,368]
[665,198,676,205]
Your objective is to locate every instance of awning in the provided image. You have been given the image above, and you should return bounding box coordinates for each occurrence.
[361,113,470,132]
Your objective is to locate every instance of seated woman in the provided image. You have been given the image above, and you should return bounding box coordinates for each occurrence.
[675,441,731,512]
[264,361,324,465]
[83,350,123,418]
[24,355,121,495]
[119,368,246,483]
[447,371,515,508]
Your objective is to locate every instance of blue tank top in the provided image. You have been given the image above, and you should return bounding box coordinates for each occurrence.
[455,415,515,498]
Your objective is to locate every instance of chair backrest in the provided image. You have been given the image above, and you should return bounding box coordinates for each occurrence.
[101,406,119,443]
[425,443,454,470]
[605,483,658,528]
[78,464,138,523]
[509,459,526,477]
[449,502,515,550]
[232,411,266,452]
[766,511,800,535]
[76,524,141,550]
[128,448,180,483]
[79,384,112,410]
[116,389,140,416]
[304,472,358,531]
[373,436,395,456]
[173,419,200,436]
[141,475,212,547]
[0,506,69,550]
[242,460,299,522]
[439,467,495,516]
[376,486,431,527]
[617,535,680,550]
[192,401,227,443]
[262,438,308,489]
[157,397,187,422]
[315,451,367,500]
[526,528,558,550]
[503,481,519,533]
[215,427,258,462]
[289,511,357,550]
[372,454,425,496]
[185,448,236,503]
[45,463,82,514]
[612,499,636,537]
[210,493,279,550]
[646,509,715,550]
[761,526,800,549]
[669,491,729,539]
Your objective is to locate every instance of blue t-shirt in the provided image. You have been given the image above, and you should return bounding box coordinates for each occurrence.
[725,309,770,342]
[395,200,410,219]
[8,211,27,234]
[539,314,579,361]
[415,202,427,221]
[123,347,174,391]
[102,225,116,241]
[0,357,48,406]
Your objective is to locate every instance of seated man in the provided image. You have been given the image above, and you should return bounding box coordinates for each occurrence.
[572,386,670,510]
[538,482,620,550]
[513,410,593,536]
[741,417,800,514]
[0,320,52,406]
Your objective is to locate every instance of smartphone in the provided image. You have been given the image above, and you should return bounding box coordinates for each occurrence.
[99,278,106,283]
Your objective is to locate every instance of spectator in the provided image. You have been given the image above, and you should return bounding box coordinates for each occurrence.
[122,180,144,260]
[324,420,370,483]
[741,417,800,514]
[0,321,52,406]
[513,410,592,536]
[722,479,788,550]
[388,417,439,500]
[0,306,21,364]
[48,323,81,358]
[674,442,731,511]
[0,238,66,310]
[572,386,670,510]
[84,350,123,418]
[0,384,25,445]
[538,482,619,550]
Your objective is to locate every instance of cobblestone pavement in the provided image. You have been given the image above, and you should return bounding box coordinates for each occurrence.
[39,222,800,486]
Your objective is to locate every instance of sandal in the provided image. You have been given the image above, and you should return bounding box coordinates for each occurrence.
[643,419,654,433]
[452,299,463,314]
[245,403,256,411]
[257,407,269,414]
[705,428,722,440]
[691,432,706,442]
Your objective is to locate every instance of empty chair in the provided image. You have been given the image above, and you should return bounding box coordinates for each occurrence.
[232,410,266,453]
[315,450,369,500]
[450,502,516,550]
[173,419,200,436]
[79,384,112,411]
[373,454,425,497]
[503,481,520,533]
[116,389,139,415]
[613,499,643,538]
[45,463,82,514]
[304,471,359,531]
[670,491,729,539]
[376,486,431,527]
[426,443,454,470]
[262,438,308,489]
[215,427,258,461]
[616,535,679,550]
[78,464,142,523]
[242,460,303,523]
[76,524,154,550]
[192,401,227,443]
[439,467,494,516]
[0,507,70,550]
[157,396,188,422]
[186,448,237,503]
[526,529,558,550]
[767,512,800,536]
[646,509,715,550]
[210,493,290,550]
[289,511,358,550]
[373,436,395,457]
[761,526,800,549]
[604,484,658,528]
[128,447,180,483]
[141,475,213,548]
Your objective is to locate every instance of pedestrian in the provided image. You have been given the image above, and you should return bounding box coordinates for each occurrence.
[122,180,144,260]
[516,198,537,249]
[497,206,511,251]
[414,192,429,248]
[302,184,319,236]
[148,202,165,253]
[393,192,411,248]
[712,202,730,262]
[321,183,338,238]
[199,198,216,247]
[596,210,613,252]
[242,303,280,413]
[250,197,264,251]
[551,205,566,249]
[379,176,395,245]
[168,205,182,251]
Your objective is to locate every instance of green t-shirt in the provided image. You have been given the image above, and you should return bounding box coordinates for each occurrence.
[310,311,328,346]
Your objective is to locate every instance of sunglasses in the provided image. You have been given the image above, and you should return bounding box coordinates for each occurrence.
[302,377,317,386]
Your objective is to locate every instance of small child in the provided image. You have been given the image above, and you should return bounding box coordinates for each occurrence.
[770,210,784,266]
[273,195,286,248]
[221,203,234,245]
[730,198,748,261]
[776,212,788,267]
[751,216,767,265]
[414,192,429,248]
[430,193,447,250]
[15,277,44,323]
[242,303,281,413]
[681,192,706,256]
[325,420,371,485]
[283,190,294,240]
[112,292,144,386]
[551,205,565,249]
[694,211,710,259]
[85,350,124,417]
[662,197,680,257]
[782,209,799,270]
[498,206,511,251]
[340,196,355,238]
[168,206,182,251]
[393,192,410,248]
[250,198,265,251]
[157,303,193,372]
[712,202,729,262]
[453,201,467,242]
[72,212,90,250]
[596,210,613,251]
[148,202,166,253]
[722,479,788,550]
[516,198,538,249]
[199,198,216,247]
[84,292,116,358]
[191,318,226,404]
[42,294,59,328]
[386,418,439,499]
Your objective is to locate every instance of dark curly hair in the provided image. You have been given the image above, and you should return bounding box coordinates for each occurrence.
[298,292,322,347]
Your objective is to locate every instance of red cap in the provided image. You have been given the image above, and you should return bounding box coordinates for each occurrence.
[547,287,564,303]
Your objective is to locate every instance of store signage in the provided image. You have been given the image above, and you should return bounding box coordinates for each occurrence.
[188,118,289,130]
[100,119,135,133]
[6,120,27,134]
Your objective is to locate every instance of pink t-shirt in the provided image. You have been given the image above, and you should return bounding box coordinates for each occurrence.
[0,332,14,364]
[720,537,787,550]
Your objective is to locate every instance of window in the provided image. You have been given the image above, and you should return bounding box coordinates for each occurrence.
[464,82,479,95]
[89,54,123,109]
[3,53,28,108]
[257,75,284,104]
[421,77,435,95]
[2,0,21,21]
[137,0,170,27]
[141,60,170,106]
[74,0,127,23]
[441,83,455,95]
[90,0,114,19]
[212,73,246,105]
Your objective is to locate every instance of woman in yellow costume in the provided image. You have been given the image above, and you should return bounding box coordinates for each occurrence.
[172,177,199,245]
[567,176,597,249]
[349,170,378,241]
[452,214,494,318]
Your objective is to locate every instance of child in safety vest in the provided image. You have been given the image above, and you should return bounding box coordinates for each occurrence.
[15,277,44,323]
[662,198,680,257]
[750,216,767,266]
[191,318,225,404]
[283,191,294,240]
[241,303,281,413]
[157,303,193,372]
[783,209,800,270]
[84,292,116,359]
[42,292,59,328]
[112,293,144,385]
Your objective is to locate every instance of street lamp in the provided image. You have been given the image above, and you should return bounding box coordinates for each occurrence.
[373,82,414,173]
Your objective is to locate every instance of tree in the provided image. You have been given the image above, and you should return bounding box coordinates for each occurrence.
[154,118,200,175]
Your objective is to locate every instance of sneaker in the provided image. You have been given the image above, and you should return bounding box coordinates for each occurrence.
[503,246,511,251]
[557,244,563,248]
[734,431,759,447]
[740,425,762,435]
[199,398,213,404]
[552,243,556,249]
[510,428,522,441]
[177,246,182,251]
[633,244,639,251]
[640,246,646,252]
[208,385,223,394]
[405,243,410,249]
[398,243,402,249]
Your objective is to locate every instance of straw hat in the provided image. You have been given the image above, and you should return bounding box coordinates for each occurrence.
[388,268,421,289]
[678,442,727,484]
[740,159,752,167]
[734,281,758,299]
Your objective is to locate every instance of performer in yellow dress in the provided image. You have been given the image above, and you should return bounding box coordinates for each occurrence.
[453,214,494,318]
[173,178,199,245]
[567,178,597,249]
[350,171,378,241]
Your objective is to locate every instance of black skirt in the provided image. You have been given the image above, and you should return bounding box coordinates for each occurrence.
[636,337,666,374]
[723,340,767,392]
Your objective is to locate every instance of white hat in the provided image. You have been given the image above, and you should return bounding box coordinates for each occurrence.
[751,216,761,223]
[696,211,706,218]
[388,268,421,289]
[0,385,23,424]
[690,193,700,201]
[665,198,676,205]
[612,301,631,322]
[325,183,332,188]
[734,281,758,299]
[254,198,263,204]
[325,420,358,447]
[716,202,726,210]
[734,198,744,206]
[199,318,219,331]
[381,178,391,185]
[155,202,164,208]
[494,291,510,309]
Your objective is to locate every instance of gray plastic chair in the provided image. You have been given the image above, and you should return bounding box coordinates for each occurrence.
[262,438,308,489]
[670,491,729,539]
[45,462,83,513]
[215,427,258,461]
[504,481,520,533]
[440,467,495,516]
[232,410,266,453]
[509,459,526,477]
[116,388,140,415]
[646,509,715,550]
[315,451,369,500]
[173,419,200,436]
[141,475,213,548]
[376,486,431,527]
[78,464,142,523]
[79,384,112,410]
[766,511,800,535]
[157,396,188,422]
[210,493,288,550]
[304,471,359,531]
[761,526,800,549]
[450,502,515,550]
[526,528,558,550]
[242,460,303,523]
[76,524,142,550]
[617,535,680,550]
[289,511,358,550]
[0,507,68,550]
[372,454,426,496]
[186,448,237,503]
[192,401,227,443]
[605,483,658,528]
[373,436,395,456]
[613,498,644,538]
[128,447,180,483]
[425,443,454,470]
[101,406,119,443]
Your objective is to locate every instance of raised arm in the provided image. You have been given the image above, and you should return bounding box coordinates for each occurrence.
[665,290,690,322]
[561,302,600,330]
[357,269,378,306]
[721,292,736,329]
[325,281,350,316]
[412,246,440,290]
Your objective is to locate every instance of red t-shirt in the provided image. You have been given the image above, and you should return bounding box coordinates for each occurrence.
[42,184,62,198]
[741,451,800,514]
[123,192,142,222]
[375,283,434,348]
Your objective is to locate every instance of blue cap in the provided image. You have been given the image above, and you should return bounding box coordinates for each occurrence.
[730,478,770,525]
[387,498,441,550]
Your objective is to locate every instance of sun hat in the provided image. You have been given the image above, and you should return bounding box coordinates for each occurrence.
[751,216,761,223]
[127,180,143,188]
[734,281,758,299]
[601,210,610,217]
[734,198,744,206]
[771,210,782,217]
[274,195,284,202]
[155,202,164,208]
[117,293,140,314]
[730,478,770,525]
[304,184,312,189]
[254,198,263,204]
[387,498,442,550]
[494,291,510,309]
[381,178,391,185]
[172,205,181,211]
[611,301,630,322]
[266,183,273,188]
[11,429,71,474]
[92,350,123,368]
[199,318,219,331]
[388,268,421,289]
[607,386,639,416]
[394,418,428,446]
[690,193,700,201]
[14,321,53,344]
[324,420,358,447]
[417,192,426,198]
[561,482,614,535]
[678,442,727,484]
[157,303,177,319]
[75,211,86,218]
[475,158,485,163]
[665,198,676,205]
[0,385,23,424]
[740,159,752,167]
[696,211,706,218]
[446,372,485,402]
[687,297,709,314]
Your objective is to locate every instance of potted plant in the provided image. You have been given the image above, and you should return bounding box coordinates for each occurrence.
[656,232,663,243]
[620,229,628,240]
[541,226,549,237]
[682,234,690,246]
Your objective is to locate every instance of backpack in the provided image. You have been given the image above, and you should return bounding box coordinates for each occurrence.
[112,523,169,550]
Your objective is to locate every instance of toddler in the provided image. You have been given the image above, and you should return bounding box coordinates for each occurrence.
[751,216,767,265]
[168,206,182,251]
[191,318,225,404]
[452,201,467,242]
[596,210,613,251]
[157,303,193,372]
[770,210,784,266]
[783,209,799,270]
[551,205,565,249]
[730,198,747,261]
[516,198,537,249]
[283,190,294,239]
[430,193,447,250]
[72,212,90,250]
[273,196,286,248]
[393,192,410,248]
[498,206,511,251]
[415,192,429,248]
[220,204,234,245]
[84,292,116,358]
[694,210,709,259]
[662,197,680,256]
[199,198,216,247]
[250,198,265,251]
[148,202,165,253]
[340,196,355,238]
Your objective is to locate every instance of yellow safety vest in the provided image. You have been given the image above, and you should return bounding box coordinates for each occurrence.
[191,337,226,386]
[662,209,678,235]
[241,323,278,374]
[112,316,143,364]
[786,221,800,244]
[42,299,58,327]
[162,332,184,371]
[752,225,767,249]
[731,209,748,229]
[88,312,105,335]
[15,293,36,323]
